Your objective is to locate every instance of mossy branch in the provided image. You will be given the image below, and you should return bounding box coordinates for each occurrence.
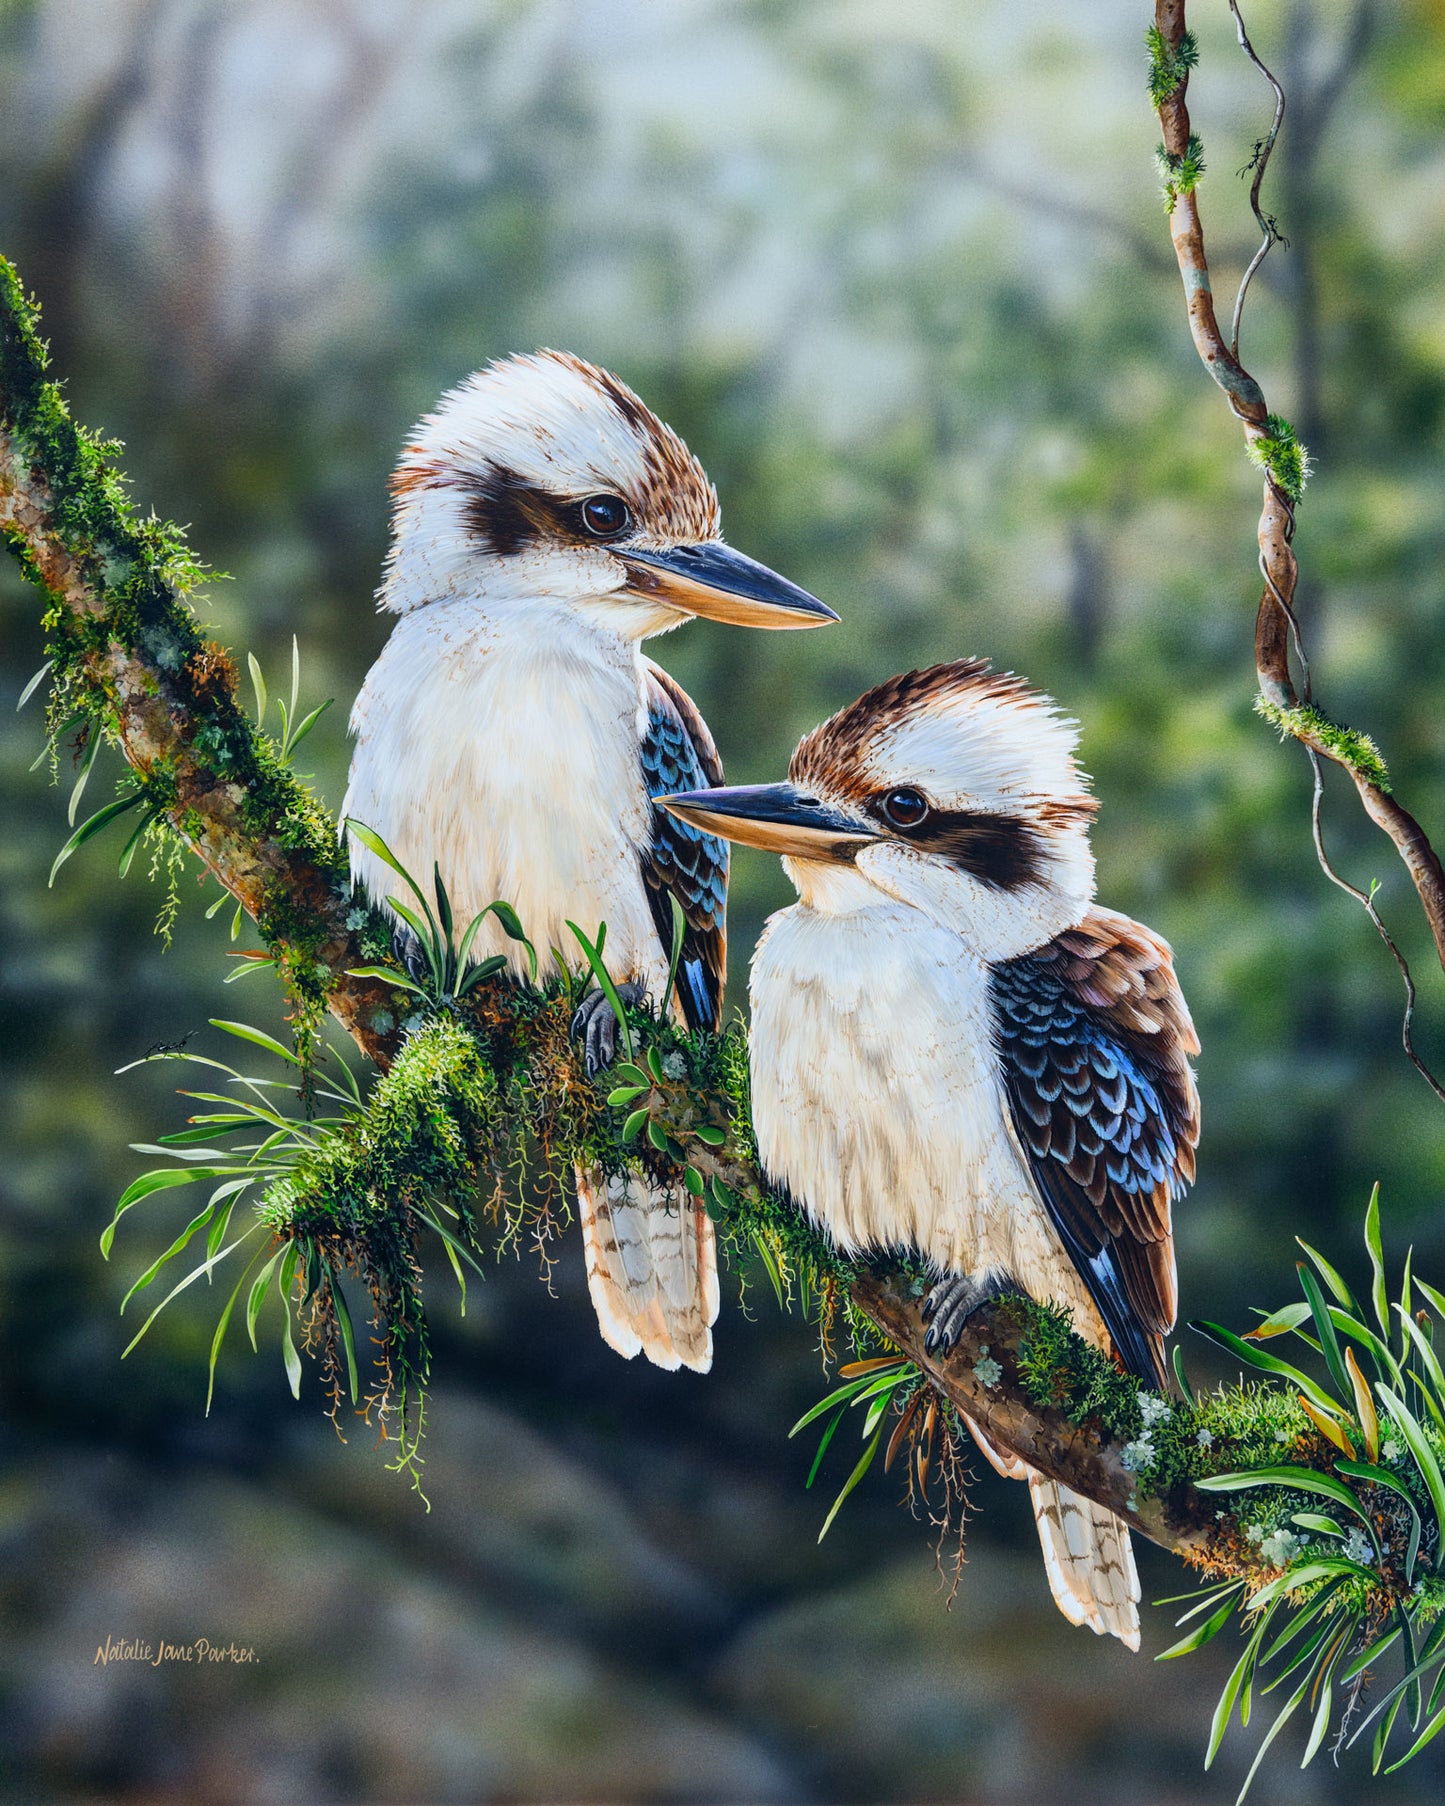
[1147,4,1445,992]
[3,248,1401,1581]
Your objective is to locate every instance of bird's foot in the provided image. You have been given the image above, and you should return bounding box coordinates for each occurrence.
[921,1270,1018,1356]
[571,981,649,1075]
[393,924,431,988]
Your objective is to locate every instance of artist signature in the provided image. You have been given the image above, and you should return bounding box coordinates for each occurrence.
[93,1636,259,1667]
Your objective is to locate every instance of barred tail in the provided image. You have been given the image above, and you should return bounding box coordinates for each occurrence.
[576,1166,718,1373]
[1027,1475,1140,1650]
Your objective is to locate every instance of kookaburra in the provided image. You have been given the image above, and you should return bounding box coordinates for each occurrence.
[660,659,1200,1645]
[342,350,835,1374]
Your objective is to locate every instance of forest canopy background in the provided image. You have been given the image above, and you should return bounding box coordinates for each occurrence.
[2,1,1445,1803]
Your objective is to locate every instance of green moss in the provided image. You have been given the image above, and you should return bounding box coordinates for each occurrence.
[2,257,349,1054]
[1156,133,1206,212]
[1246,412,1311,506]
[1145,24,1198,105]
[1255,696,1391,791]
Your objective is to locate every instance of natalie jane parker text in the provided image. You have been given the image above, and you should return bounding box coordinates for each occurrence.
[94,1636,258,1667]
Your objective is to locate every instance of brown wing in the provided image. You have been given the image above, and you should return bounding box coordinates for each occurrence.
[990,907,1200,1385]
[639,661,727,1032]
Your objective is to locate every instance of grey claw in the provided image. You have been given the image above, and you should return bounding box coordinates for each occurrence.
[571,982,648,1076]
[923,1270,1015,1355]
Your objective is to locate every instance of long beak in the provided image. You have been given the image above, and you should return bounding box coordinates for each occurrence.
[658,783,875,861]
[621,544,838,629]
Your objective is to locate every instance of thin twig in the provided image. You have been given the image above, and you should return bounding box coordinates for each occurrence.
[1309,754,1445,1105]
[1227,0,1287,360]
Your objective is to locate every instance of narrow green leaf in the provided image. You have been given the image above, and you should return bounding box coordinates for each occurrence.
[332,1274,360,1403]
[17,659,53,710]
[247,650,267,725]
[456,955,509,994]
[343,964,430,998]
[817,1420,885,1542]
[1376,1385,1445,1535]
[209,1019,300,1066]
[120,1201,218,1310]
[122,1224,263,1357]
[246,1250,283,1351]
[621,1108,649,1142]
[1341,1622,1402,1682]
[1171,1342,1196,1403]
[67,726,101,826]
[1249,1300,1314,1343]
[1207,1632,1259,1767]
[565,919,634,1062]
[223,956,275,984]
[1297,1263,1351,1405]
[612,1063,650,1089]
[207,1249,267,1414]
[1384,1695,1445,1773]
[344,818,438,938]
[693,1123,726,1146]
[646,1117,668,1153]
[280,1313,303,1400]
[206,1191,241,1262]
[1289,1512,1345,1539]
[683,1166,704,1197]
[49,791,146,886]
[1156,1588,1241,1659]
[1396,1304,1445,1427]
[789,1376,878,1437]
[284,696,333,756]
[1300,1670,1334,1768]
[647,1047,667,1085]
[1296,1239,1357,1311]
[664,892,687,1014]
[432,862,454,949]
[607,1084,649,1108]
[103,1165,237,1256]
[753,1231,786,1311]
[805,1406,847,1488]
[1189,1321,1342,1415]
[1365,1183,1389,1339]
[1328,1305,1403,1389]
[116,807,154,878]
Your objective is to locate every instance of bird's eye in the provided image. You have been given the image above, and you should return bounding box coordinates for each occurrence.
[580,494,630,538]
[881,787,929,830]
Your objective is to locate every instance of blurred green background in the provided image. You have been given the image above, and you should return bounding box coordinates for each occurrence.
[3,0,1445,1800]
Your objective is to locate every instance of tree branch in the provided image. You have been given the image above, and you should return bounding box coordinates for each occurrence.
[0,250,1276,1567]
[1151,2,1445,993]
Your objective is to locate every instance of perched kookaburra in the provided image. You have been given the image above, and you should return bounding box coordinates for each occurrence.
[342,350,835,1374]
[660,660,1199,1645]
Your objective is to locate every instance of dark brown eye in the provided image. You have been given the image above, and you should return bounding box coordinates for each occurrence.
[882,786,929,830]
[580,493,630,538]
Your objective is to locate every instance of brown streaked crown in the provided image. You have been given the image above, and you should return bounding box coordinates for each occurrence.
[388,350,721,554]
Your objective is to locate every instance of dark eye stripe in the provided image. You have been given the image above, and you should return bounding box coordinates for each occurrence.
[874,800,1044,892]
[461,462,632,555]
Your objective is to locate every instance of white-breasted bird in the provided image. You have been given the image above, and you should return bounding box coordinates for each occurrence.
[343,349,836,1374]
[660,659,1199,1644]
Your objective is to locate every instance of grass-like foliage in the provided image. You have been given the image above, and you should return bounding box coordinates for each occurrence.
[1162,1190,1445,1794]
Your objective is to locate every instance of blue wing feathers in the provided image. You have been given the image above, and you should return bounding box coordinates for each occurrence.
[638,665,728,1033]
[991,932,1198,1388]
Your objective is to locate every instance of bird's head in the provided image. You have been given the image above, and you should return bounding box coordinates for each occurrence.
[660,659,1098,957]
[378,349,836,638]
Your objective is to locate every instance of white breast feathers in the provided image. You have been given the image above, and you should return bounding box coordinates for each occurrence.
[342,597,666,992]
